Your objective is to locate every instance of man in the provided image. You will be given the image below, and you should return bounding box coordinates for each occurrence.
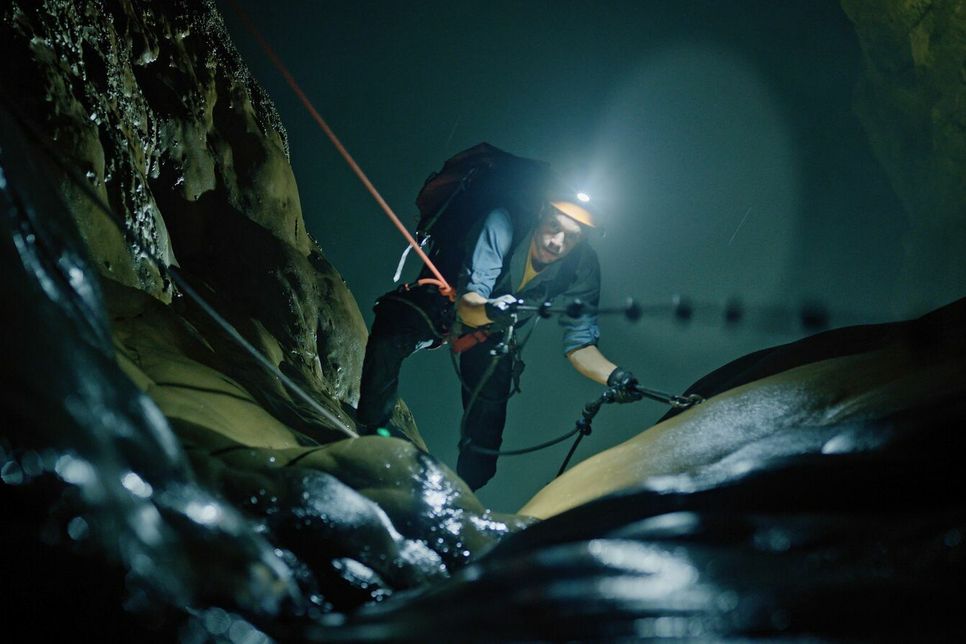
[356,161,641,490]
[448,198,641,488]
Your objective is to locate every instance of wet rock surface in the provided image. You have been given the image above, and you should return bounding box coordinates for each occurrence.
[0,114,300,639]
[342,448,966,640]
[2,0,965,641]
[332,300,966,640]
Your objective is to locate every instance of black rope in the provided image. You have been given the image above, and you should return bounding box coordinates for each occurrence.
[555,392,611,476]
[461,426,583,457]
[458,332,589,458]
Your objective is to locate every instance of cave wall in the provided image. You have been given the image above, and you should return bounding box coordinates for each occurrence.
[0,0,368,418]
[1,1,514,621]
[2,0,965,637]
[841,0,966,310]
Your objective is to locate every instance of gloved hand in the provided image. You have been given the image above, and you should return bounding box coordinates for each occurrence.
[607,366,644,403]
[484,294,521,323]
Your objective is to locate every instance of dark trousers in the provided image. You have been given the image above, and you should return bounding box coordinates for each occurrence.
[356,288,444,431]
[456,338,514,490]
[356,288,513,490]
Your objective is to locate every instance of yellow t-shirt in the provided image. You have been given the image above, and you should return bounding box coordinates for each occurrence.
[518,241,542,290]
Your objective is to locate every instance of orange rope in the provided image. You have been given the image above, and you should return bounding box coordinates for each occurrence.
[225,0,455,301]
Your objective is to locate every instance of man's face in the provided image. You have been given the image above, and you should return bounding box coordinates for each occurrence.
[531,210,584,265]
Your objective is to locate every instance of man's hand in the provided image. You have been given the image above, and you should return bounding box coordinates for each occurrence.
[607,366,643,403]
[484,294,521,323]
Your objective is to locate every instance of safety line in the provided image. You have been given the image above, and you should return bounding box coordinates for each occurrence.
[170,271,358,438]
[224,0,454,300]
[462,426,582,457]
[1,97,357,439]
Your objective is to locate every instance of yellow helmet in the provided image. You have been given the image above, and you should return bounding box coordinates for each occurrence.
[549,199,597,228]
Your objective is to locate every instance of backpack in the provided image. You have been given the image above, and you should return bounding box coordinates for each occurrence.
[396,143,556,286]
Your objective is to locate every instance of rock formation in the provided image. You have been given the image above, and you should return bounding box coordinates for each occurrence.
[1,0,525,636]
[841,0,966,311]
[2,0,965,640]
[1,0,368,430]
[523,298,966,518]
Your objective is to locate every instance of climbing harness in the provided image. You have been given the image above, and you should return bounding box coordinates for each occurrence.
[449,328,490,353]
[449,313,534,405]
[0,96,357,440]
[380,288,537,406]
